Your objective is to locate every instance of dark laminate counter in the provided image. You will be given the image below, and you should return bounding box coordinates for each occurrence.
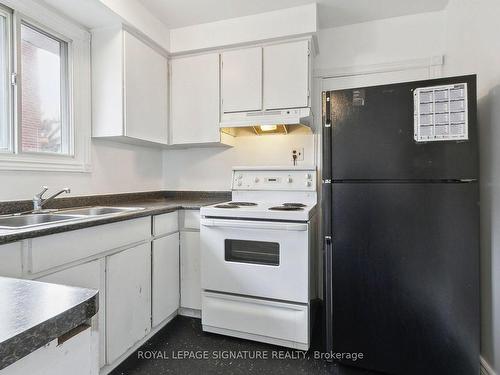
[0,276,98,370]
[0,191,230,246]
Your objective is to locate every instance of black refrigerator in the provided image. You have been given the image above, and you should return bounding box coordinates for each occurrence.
[322,75,479,375]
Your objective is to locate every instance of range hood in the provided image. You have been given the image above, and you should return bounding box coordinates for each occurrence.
[220,108,313,136]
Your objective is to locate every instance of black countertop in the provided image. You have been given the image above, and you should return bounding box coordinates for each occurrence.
[0,276,98,370]
[0,191,230,246]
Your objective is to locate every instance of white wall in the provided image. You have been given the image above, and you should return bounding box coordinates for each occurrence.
[42,0,171,51]
[163,4,500,370]
[169,3,317,53]
[163,134,316,191]
[98,0,170,50]
[441,0,500,371]
[0,140,163,201]
[315,11,446,71]
[312,3,500,371]
[163,11,448,192]
[162,12,447,190]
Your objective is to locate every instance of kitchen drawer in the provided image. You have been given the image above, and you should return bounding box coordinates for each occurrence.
[30,217,150,274]
[181,210,200,230]
[202,291,309,345]
[0,242,23,277]
[153,211,178,236]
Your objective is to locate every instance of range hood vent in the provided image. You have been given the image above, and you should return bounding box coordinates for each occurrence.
[220,108,312,135]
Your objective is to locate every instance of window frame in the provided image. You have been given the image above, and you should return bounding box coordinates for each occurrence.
[0,3,13,153]
[0,0,91,172]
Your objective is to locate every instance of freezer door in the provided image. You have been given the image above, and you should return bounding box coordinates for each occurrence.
[329,182,479,375]
[329,75,478,180]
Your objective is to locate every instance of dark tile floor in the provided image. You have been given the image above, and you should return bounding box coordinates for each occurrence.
[111,315,381,375]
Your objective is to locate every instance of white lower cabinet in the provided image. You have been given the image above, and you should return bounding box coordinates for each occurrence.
[180,231,201,310]
[3,325,97,375]
[152,233,180,327]
[0,242,22,277]
[37,259,106,368]
[106,243,151,364]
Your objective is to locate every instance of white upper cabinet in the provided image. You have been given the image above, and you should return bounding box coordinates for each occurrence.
[170,53,223,145]
[263,40,310,110]
[123,31,168,143]
[92,27,169,146]
[220,40,311,115]
[221,47,262,113]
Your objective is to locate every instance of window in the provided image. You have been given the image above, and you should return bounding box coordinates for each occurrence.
[0,1,90,172]
[0,8,10,152]
[20,22,69,154]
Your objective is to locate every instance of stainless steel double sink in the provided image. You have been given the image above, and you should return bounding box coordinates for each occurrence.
[0,206,145,230]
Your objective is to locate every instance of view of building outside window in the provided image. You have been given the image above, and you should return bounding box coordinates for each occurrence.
[20,23,66,154]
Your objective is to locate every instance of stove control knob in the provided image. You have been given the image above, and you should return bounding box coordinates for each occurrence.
[254,177,260,183]
[287,177,293,183]
[305,173,312,179]
[305,181,312,187]
[237,181,242,186]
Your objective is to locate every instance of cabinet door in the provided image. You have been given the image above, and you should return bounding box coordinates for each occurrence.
[180,231,201,310]
[170,53,220,144]
[37,259,105,368]
[106,243,151,364]
[221,47,262,113]
[123,30,168,144]
[263,40,309,110]
[0,242,22,277]
[152,233,180,327]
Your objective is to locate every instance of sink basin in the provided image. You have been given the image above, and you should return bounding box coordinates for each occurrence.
[0,206,145,230]
[58,206,144,216]
[0,214,81,229]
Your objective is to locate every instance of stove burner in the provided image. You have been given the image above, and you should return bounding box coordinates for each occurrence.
[269,206,304,211]
[214,204,239,209]
[228,202,258,206]
[283,203,307,208]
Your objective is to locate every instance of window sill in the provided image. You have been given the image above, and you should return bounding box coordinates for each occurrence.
[0,155,91,172]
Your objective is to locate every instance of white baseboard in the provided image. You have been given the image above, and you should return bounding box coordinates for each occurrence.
[481,356,497,375]
[178,307,201,318]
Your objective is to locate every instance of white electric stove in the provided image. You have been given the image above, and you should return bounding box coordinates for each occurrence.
[200,166,317,351]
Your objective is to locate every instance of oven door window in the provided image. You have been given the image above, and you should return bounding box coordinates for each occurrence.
[224,239,280,266]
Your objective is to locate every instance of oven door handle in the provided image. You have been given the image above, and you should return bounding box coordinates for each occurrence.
[200,218,308,231]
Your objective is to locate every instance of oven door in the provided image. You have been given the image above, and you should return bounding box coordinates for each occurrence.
[200,217,310,303]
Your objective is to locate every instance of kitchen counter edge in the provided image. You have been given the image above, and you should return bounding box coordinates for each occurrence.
[0,276,98,370]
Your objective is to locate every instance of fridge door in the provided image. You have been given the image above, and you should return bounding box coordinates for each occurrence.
[329,182,479,375]
[329,75,478,180]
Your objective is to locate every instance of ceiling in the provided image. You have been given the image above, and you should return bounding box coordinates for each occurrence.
[137,0,449,30]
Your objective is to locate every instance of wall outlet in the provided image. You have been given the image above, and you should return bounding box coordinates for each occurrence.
[292,148,304,161]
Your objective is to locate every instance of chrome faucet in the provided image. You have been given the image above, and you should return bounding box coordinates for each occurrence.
[33,186,71,212]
